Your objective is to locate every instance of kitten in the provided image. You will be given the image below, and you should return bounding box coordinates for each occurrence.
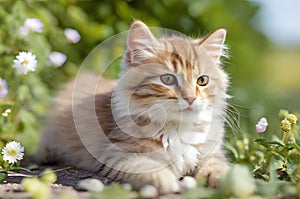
[36,20,230,194]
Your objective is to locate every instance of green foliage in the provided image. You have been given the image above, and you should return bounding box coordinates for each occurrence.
[91,183,133,199]
[254,112,300,183]
[225,110,300,197]
[0,173,5,183]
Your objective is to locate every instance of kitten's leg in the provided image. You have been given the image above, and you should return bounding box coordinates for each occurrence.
[102,156,180,194]
[194,155,230,187]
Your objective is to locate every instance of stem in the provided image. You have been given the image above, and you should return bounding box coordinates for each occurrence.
[290,140,300,153]
[282,131,291,144]
[52,166,73,173]
[4,171,34,178]
[37,166,73,177]
[11,167,32,173]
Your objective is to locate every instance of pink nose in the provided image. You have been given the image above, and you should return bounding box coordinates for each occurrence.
[184,97,196,105]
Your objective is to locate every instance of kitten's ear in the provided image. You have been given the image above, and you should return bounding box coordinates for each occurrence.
[198,29,227,64]
[127,20,157,51]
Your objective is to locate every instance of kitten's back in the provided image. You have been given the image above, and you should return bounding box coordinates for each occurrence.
[36,74,116,168]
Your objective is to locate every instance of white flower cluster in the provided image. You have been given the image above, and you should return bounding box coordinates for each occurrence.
[47,51,67,67]
[14,18,82,72]
[64,28,81,43]
[20,18,44,37]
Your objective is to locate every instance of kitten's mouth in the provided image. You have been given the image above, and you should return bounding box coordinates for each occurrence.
[181,107,194,112]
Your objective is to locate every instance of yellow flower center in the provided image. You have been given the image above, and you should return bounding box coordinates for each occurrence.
[8,149,17,157]
[21,59,29,66]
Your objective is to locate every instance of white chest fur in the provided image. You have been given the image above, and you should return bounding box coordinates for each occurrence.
[161,123,210,177]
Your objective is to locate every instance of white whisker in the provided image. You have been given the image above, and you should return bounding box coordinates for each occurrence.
[225,103,241,133]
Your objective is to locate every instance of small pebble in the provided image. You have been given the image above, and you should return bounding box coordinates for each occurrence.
[76,178,104,192]
[139,184,158,198]
[122,183,133,191]
[179,176,197,190]
[172,182,181,192]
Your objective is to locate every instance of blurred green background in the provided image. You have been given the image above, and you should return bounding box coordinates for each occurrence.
[0,0,299,155]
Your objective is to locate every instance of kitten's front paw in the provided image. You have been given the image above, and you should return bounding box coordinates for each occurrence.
[154,168,181,194]
[195,158,229,187]
[128,167,180,194]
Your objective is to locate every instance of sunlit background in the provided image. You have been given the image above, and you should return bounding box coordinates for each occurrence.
[231,0,300,135]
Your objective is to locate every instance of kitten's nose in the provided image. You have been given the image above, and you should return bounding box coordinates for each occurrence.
[184,97,196,105]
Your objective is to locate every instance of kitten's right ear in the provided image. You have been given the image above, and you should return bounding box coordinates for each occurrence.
[127,20,157,51]
[197,28,227,65]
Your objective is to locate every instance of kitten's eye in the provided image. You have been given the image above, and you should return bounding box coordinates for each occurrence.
[197,75,209,86]
[160,74,177,85]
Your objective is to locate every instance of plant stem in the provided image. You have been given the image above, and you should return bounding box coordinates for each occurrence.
[290,140,300,153]
[282,131,290,144]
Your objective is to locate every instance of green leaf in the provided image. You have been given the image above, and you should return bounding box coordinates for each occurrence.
[17,85,31,101]
[18,109,36,127]
[265,141,285,147]
[286,162,297,175]
[255,138,285,148]
[25,34,51,67]
[287,141,300,153]
[254,138,269,148]
[0,173,6,183]
[255,179,297,196]
[225,143,239,159]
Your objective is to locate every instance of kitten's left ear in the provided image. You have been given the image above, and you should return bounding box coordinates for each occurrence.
[127,20,157,51]
[198,29,227,64]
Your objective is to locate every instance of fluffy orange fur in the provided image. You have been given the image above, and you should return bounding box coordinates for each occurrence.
[37,20,230,193]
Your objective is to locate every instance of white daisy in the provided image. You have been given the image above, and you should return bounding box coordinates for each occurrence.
[20,18,44,37]
[64,28,81,43]
[2,141,24,164]
[13,52,37,75]
[47,51,67,67]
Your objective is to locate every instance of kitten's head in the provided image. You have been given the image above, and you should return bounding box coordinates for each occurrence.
[114,20,229,128]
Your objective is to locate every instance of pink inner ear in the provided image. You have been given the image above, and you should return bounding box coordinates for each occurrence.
[199,29,227,64]
[206,44,224,62]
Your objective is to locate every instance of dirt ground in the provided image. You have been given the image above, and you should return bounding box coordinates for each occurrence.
[1,161,298,199]
[0,162,112,199]
[0,162,182,199]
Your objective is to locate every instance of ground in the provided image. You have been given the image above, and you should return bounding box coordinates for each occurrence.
[0,161,182,199]
[0,163,110,199]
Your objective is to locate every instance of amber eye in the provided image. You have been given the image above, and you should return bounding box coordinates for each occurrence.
[197,75,209,86]
[160,74,177,85]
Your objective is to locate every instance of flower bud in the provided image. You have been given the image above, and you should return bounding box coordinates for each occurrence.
[287,114,298,124]
[278,109,289,118]
[256,117,268,133]
[281,119,291,132]
[22,178,50,199]
[223,165,256,199]
[40,169,57,185]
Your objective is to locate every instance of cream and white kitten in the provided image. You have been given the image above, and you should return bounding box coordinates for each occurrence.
[37,20,230,194]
